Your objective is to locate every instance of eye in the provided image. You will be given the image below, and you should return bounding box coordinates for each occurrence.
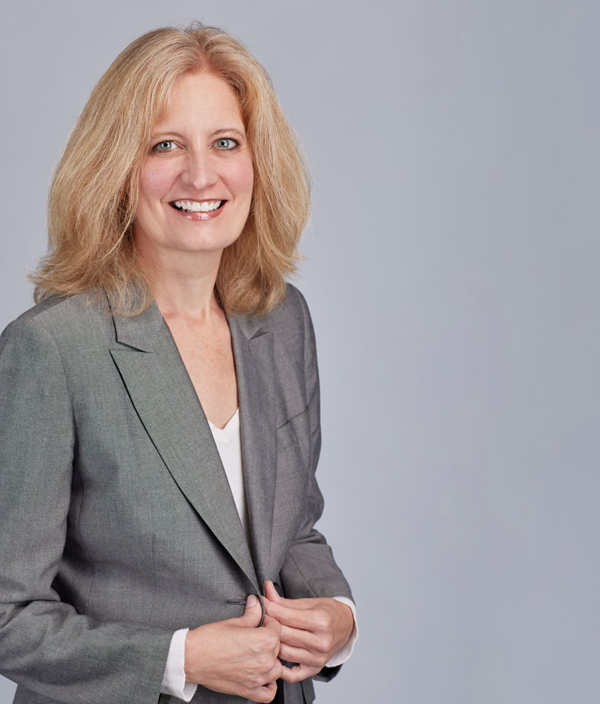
[151,140,177,153]
[215,137,240,151]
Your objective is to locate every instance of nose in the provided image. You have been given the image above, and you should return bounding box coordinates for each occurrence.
[179,150,218,192]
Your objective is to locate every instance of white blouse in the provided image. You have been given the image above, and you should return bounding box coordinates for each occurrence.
[161,408,358,701]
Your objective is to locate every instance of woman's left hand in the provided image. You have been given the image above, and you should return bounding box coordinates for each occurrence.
[263,580,355,683]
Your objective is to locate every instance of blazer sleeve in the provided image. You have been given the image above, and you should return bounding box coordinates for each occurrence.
[278,286,356,683]
[0,316,175,704]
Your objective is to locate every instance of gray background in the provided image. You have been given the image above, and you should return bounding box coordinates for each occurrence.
[1,1,599,702]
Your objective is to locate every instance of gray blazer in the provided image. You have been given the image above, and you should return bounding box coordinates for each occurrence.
[0,282,354,704]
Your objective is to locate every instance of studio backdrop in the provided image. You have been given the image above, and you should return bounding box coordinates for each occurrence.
[1,1,599,703]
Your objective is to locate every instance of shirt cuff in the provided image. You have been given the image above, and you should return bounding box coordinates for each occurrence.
[325,597,358,667]
[161,628,198,702]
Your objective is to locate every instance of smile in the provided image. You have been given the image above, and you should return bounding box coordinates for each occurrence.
[170,200,226,213]
[168,199,227,221]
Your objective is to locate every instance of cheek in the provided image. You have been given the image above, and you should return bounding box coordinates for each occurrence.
[231,154,254,196]
[138,162,175,204]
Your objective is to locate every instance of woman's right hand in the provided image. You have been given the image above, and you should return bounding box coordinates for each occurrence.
[184,594,283,703]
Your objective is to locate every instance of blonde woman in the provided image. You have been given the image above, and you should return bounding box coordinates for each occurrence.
[0,22,357,704]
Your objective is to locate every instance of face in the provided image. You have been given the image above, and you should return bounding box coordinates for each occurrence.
[133,71,254,261]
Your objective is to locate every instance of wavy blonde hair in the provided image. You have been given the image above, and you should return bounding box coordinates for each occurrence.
[28,22,311,317]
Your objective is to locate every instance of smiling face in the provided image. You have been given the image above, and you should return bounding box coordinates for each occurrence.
[133,71,254,263]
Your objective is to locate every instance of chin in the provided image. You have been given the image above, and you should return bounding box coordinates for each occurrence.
[177,231,242,253]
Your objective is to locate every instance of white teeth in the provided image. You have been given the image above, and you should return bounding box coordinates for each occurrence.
[174,200,222,212]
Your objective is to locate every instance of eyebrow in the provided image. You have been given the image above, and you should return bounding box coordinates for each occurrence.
[151,127,246,140]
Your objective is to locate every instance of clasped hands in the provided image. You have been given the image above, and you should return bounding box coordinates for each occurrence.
[184,579,354,703]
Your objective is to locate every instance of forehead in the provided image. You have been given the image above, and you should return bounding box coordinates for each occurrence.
[154,71,244,130]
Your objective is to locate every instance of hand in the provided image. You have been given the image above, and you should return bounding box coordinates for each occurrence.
[184,594,283,703]
[263,580,355,684]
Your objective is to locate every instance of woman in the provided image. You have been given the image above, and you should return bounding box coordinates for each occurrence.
[0,22,356,704]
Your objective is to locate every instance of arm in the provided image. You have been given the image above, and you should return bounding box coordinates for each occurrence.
[0,317,175,704]
[276,285,357,682]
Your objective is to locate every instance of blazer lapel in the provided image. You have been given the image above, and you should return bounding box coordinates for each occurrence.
[228,316,277,590]
[104,288,277,593]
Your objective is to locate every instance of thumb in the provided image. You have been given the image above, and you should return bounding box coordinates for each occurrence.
[238,594,263,626]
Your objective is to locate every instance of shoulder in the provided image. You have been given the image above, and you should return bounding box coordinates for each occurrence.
[257,283,319,372]
[252,282,319,359]
[264,282,315,336]
[0,289,112,350]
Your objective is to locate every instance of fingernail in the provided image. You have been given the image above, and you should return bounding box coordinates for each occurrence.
[247,594,258,606]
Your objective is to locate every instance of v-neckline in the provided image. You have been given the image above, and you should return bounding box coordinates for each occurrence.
[207,406,240,432]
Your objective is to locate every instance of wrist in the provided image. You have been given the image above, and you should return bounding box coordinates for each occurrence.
[184,626,204,683]
[340,602,355,641]
[183,629,192,680]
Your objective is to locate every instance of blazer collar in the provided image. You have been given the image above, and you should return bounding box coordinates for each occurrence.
[104,287,264,351]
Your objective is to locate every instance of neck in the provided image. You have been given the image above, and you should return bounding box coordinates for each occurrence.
[136,243,225,323]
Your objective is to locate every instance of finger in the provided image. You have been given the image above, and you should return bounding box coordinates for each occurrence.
[261,658,284,685]
[279,642,319,666]
[248,679,277,704]
[262,613,282,638]
[263,680,278,695]
[264,593,315,610]
[264,580,284,604]
[279,662,322,684]
[262,612,280,628]
[279,624,321,650]
[264,600,322,632]
[262,680,278,702]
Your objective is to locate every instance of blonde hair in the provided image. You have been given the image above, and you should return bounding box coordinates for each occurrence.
[28,22,311,317]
